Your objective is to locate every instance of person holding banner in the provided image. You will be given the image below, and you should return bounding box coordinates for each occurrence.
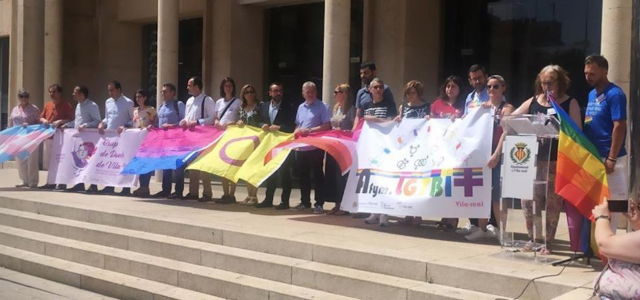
[236,84,265,206]
[92,81,135,195]
[465,75,514,241]
[257,82,296,210]
[293,81,331,214]
[512,65,581,254]
[394,80,430,227]
[363,78,397,227]
[326,83,355,216]
[431,76,464,119]
[353,62,396,131]
[131,89,158,198]
[152,83,186,199]
[181,76,216,202]
[60,86,102,192]
[431,76,465,231]
[9,89,41,188]
[213,77,242,204]
[463,65,489,115]
[39,84,74,190]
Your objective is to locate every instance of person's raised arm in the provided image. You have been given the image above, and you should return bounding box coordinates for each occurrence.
[593,201,640,264]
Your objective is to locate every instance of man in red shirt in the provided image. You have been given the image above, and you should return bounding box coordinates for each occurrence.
[39,84,74,189]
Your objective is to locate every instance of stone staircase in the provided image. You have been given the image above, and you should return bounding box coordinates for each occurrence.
[0,193,593,300]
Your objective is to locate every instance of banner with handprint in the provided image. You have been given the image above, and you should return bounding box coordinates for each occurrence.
[341,107,494,218]
[47,129,147,187]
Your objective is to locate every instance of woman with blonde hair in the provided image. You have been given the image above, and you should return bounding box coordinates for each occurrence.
[394,80,430,227]
[511,65,581,254]
[326,83,356,215]
[236,84,265,206]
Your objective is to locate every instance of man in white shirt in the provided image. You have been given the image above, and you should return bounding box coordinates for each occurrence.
[180,76,216,202]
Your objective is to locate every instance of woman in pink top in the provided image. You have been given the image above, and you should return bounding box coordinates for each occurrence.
[430,76,464,230]
[430,76,464,119]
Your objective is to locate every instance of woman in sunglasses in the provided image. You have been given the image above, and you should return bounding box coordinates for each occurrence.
[326,83,355,216]
[10,89,42,188]
[465,75,514,242]
[236,84,265,206]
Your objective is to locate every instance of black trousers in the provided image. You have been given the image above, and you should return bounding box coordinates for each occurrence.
[264,152,293,205]
[296,149,325,207]
[324,154,348,205]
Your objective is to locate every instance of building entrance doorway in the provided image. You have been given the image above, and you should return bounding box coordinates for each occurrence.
[266,1,363,107]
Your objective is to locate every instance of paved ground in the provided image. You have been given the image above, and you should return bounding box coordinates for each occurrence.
[0,167,605,298]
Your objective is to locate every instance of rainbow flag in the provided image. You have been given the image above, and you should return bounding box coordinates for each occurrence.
[121,126,225,174]
[0,125,55,163]
[551,99,609,219]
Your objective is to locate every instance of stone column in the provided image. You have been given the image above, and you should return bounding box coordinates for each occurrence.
[14,0,45,109]
[156,0,179,182]
[202,0,214,91]
[43,0,63,101]
[601,0,632,94]
[322,0,351,108]
[601,0,633,229]
[157,0,179,107]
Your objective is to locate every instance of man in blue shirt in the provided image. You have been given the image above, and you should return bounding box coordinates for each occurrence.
[293,81,331,214]
[353,62,396,130]
[61,86,101,192]
[143,83,186,199]
[583,55,628,203]
[91,81,134,195]
[463,64,489,115]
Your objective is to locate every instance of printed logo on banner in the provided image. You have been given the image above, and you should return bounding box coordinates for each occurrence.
[509,142,531,165]
[71,138,97,170]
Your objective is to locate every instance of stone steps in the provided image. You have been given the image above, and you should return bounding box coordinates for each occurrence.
[0,207,502,300]
[0,245,225,300]
[0,195,591,299]
[0,267,119,300]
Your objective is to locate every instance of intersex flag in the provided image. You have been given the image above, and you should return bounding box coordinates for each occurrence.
[122,126,225,174]
[550,99,609,219]
[267,130,359,175]
[0,125,55,163]
[236,130,295,186]
[187,125,294,184]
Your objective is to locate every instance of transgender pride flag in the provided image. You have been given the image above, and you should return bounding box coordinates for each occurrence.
[0,124,55,163]
[122,126,225,175]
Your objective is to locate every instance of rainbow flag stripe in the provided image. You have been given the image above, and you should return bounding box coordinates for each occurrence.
[355,168,482,179]
[550,100,609,220]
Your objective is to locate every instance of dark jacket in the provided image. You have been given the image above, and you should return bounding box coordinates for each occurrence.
[260,100,296,133]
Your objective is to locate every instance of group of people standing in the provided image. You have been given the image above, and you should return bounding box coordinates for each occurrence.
[9,56,629,253]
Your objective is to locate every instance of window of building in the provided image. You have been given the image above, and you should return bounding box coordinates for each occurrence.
[0,37,8,130]
[443,0,602,108]
[142,18,203,106]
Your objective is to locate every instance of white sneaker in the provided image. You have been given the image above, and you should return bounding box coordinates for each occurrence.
[465,228,492,241]
[364,214,380,224]
[455,223,478,235]
[379,214,389,227]
[486,224,499,237]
